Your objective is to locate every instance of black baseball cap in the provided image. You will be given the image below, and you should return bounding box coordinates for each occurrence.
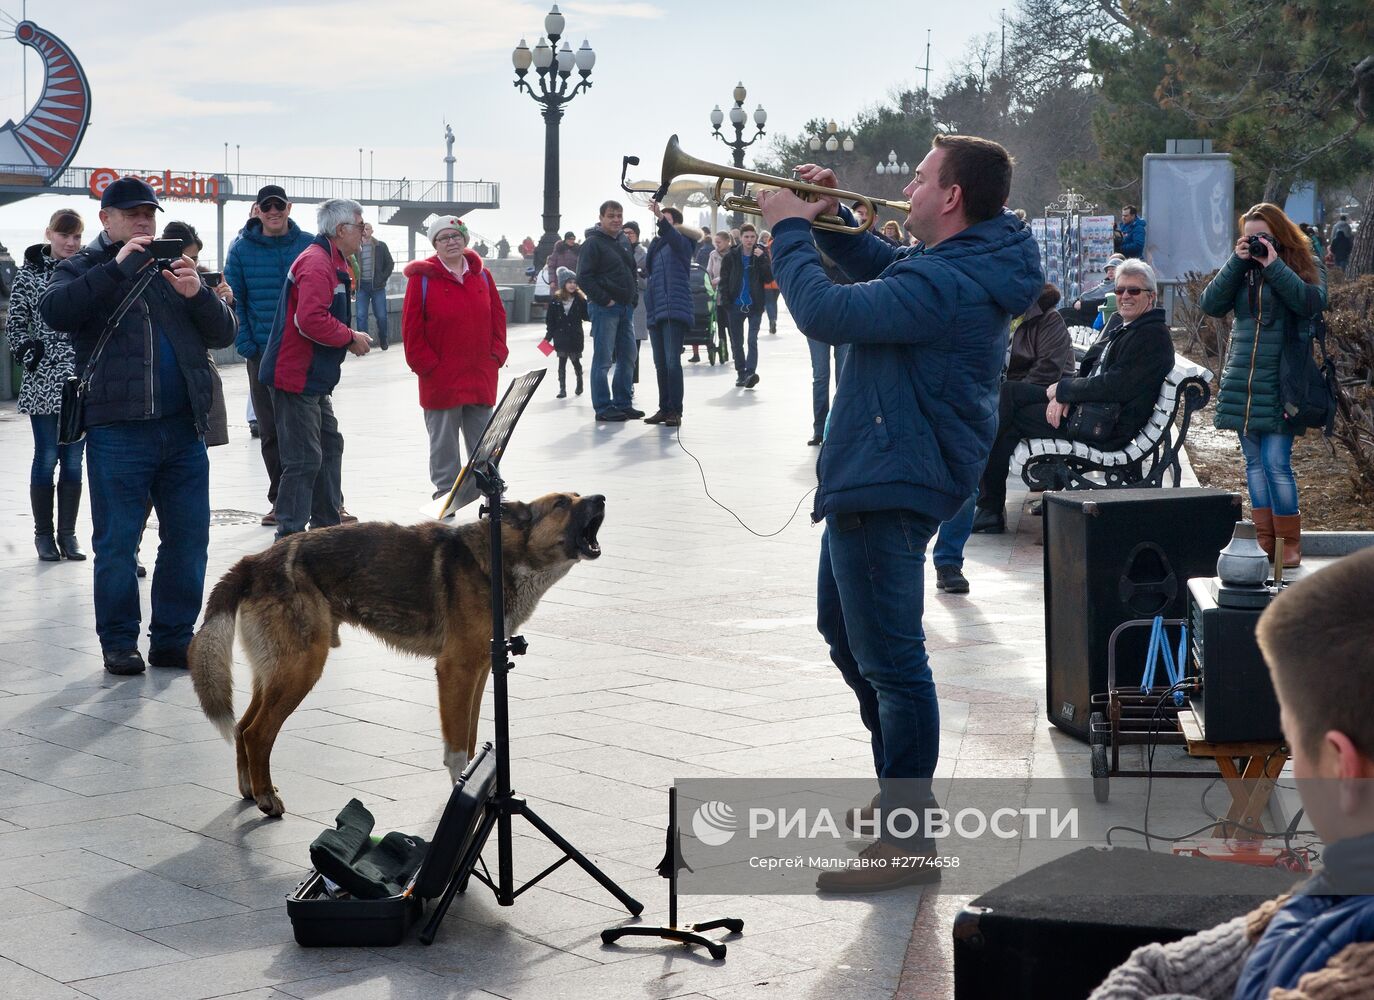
[564,230,576,238]
[255,184,288,207]
[100,177,162,211]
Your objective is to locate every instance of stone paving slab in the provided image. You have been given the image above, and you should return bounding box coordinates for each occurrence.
[0,305,1271,998]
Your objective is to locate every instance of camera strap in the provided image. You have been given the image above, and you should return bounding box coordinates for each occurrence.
[78,262,160,391]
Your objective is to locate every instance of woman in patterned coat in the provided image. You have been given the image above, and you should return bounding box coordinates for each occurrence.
[5,209,87,562]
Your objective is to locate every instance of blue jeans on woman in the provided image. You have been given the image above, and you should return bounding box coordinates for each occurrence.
[649,319,686,415]
[30,413,85,486]
[1239,432,1298,515]
[818,509,941,851]
[85,416,209,655]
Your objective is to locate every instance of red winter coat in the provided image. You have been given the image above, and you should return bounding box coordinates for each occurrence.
[402,251,508,410]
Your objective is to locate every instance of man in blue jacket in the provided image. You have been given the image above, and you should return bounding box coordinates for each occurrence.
[224,185,313,526]
[642,201,701,426]
[1117,204,1146,259]
[759,134,1042,891]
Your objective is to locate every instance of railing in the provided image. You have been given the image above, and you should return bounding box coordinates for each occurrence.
[0,165,499,207]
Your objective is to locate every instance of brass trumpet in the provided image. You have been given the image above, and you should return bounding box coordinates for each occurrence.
[620,135,909,235]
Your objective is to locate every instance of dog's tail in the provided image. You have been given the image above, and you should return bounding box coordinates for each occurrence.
[189,559,253,743]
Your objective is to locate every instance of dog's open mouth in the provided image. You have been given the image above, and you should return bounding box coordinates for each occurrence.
[578,511,604,559]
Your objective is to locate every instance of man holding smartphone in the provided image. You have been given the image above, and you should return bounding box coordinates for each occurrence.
[718,223,772,388]
[39,177,237,676]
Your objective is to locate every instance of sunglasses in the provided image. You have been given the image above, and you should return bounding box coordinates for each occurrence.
[1114,286,1149,297]
[258,200,287,212]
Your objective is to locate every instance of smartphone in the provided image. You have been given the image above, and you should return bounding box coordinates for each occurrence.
[201,271,223,287]
[148,238,187,261]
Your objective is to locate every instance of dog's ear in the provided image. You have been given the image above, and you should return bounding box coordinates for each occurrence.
[499,501,533,530]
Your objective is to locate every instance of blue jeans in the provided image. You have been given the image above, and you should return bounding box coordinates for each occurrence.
[588,301,636,416]
[85,416,209,653]
[355,286,389,343]
[807,338,849,438]
[649,319,686,415]
[271,389,343,538]
[1239,432,1298,515]
[726,306,761,377]
[818,510,940,850]
[933,493,978,569]
[764,288,779,331]
[30,413,85,486]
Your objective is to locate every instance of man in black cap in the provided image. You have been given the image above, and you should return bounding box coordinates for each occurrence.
[39,177,236,676]
[546,230,581,278]
[225,184,313,526]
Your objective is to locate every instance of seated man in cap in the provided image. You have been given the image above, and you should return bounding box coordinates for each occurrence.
[39,177,237,676]
[1061,253,1125,328]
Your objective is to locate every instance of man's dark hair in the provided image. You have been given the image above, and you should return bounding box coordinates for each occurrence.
[739,223,757,235]
[1258,547,1374,758]
[623,221,639,234]
[598,200,623,217]
[1122,204,1138,215]
[702,226,711,235]
[162,220,203,252]
[663,207,683,225]
[931,134,1012,224]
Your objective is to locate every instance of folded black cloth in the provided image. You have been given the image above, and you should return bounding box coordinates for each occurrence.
[309,799,428,900]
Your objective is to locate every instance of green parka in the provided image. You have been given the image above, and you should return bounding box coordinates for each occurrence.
[1200,251,1327,436]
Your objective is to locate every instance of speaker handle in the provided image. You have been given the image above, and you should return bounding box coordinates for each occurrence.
[1118,541,1178,614]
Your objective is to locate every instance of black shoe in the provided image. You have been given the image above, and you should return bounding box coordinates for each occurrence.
[735,376,746,387]
[643,411,669,425]
[35,534,61,562]
[971,507,1006,534]
[664,413,681,427]
[249,420,260,439]
[745,373,760,389]
[689,353,701,363]
[136,558,148,578]
[936,564,970,594]
[807,435,823,446]
[379,339,390,351]
[556,389,567,399]
[596,410,629,422]
[56,482,85,560]
[103,649,146,676]
[148,646,189,669]
[622,407,646,419]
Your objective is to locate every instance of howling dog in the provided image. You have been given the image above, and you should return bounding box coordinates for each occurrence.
[189,492,605,817]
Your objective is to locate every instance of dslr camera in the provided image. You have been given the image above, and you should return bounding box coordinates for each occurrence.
[1245,234,1272,262]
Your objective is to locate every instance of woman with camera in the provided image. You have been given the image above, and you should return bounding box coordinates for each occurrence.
[5,208,87,562]
[1201,203,1327,566]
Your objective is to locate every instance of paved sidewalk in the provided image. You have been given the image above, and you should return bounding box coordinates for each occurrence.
[0,311,1212,999]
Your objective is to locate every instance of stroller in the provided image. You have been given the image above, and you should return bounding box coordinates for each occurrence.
[683,263,728,365]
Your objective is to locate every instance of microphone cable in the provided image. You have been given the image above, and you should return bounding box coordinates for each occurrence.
[672,424,817,538]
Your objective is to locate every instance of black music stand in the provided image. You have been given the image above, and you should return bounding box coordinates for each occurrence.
[601,786,743,960]
[419,370,643,945]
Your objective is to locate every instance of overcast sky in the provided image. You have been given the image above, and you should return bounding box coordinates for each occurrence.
[1,0,1011,265]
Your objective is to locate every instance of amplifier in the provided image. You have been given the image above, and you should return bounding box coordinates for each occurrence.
[1188,577,1282,743]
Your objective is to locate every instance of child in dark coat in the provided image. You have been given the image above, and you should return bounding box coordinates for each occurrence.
[544,267,587,398]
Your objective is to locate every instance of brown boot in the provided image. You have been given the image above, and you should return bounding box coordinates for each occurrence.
[1250,507,1275,559]
[815,839,943,893]
[1273,512,1301,567]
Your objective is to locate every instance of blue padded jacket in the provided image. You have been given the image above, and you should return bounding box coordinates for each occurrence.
[225,217,314,360]
[644,219,700,327]
[770,208,1043,523]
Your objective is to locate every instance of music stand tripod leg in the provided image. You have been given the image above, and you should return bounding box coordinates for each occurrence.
[519,803,644,914]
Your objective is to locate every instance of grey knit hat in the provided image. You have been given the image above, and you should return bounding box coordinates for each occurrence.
[556,267,576,287]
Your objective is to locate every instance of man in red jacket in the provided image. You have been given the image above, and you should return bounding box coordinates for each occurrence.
[401,216,509,499]
[258,198,372,539]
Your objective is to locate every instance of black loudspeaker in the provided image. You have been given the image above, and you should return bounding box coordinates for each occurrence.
[952,846,1298,1000]
[1187,578,1282,743]
[1044,489,1241,740]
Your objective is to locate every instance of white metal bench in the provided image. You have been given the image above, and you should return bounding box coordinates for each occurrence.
[1010,353,1213,491]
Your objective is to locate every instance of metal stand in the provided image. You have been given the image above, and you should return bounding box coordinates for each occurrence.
[601,787,743,961]
[418,460,642,944]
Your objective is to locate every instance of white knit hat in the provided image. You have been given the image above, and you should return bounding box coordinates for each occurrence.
[427,215,468,245]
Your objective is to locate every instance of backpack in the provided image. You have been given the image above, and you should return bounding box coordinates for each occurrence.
[1278,286,1337,435]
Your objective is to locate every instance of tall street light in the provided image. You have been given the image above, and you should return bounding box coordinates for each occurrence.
[512,5,595,271]
[808,120,855,156]
[875,149,911,178]
[710,81,767,227]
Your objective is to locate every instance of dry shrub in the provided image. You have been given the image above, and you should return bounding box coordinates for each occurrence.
[1325,275,1374,497]
[1175,270,1231,362]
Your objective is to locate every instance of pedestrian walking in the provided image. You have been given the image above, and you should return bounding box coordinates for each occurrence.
[544,267,586,399]
[718,223,772,388]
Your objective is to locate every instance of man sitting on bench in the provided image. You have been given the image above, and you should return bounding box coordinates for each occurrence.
[972,259,1173,533]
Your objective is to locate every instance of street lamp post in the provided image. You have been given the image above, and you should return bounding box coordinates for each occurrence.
[512,5,595,272]
[874,149,911,179]
[710,82,767,227]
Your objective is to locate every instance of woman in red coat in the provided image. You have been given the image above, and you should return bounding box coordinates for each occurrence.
[402,216,509,499]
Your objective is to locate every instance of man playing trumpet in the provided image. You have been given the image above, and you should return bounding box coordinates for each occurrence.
[757,135,1043,892]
